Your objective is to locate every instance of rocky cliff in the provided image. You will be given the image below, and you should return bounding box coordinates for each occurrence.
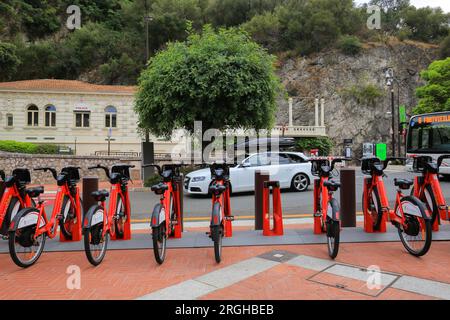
[276,39,439,157]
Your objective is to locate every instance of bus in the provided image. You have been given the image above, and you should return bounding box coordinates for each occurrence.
[406,111,450,177]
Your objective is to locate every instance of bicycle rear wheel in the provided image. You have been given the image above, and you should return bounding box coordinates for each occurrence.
[84,207,109,266]
[8,208,46,268]
[397,196,432,257]
[365,187,383,230]
[59,196,82,240]
[152,224,167,264]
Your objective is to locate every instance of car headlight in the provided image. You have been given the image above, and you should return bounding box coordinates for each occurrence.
[192,176,206,182]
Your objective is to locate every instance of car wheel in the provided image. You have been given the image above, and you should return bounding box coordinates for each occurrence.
[291,173,309,192]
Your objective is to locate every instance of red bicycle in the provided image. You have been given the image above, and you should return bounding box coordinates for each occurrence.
[362,157,432,256]
[0,168,34,238]
[311,158,343,259]
[411,155,450,231]
[8,167,83,268]
[208,163,233,263]
[83,164,133,266]
[143,164,184,264]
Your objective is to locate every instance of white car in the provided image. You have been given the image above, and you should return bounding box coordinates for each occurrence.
[184,152,313,195]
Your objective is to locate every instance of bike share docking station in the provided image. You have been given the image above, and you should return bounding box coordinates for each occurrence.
[262,181,284,236]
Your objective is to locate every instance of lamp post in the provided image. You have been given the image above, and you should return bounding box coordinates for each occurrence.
[385,68,395,157]
[144,0,152,143]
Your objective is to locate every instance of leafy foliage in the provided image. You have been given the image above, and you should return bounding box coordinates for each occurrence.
[414,58,450,114]
[440,34,450,59]
[135,26,281,139]
[0,140,62,154]
[295,137,334,156]
[0,42,20,81]
[338,35,363,56]
[340,83,383,106]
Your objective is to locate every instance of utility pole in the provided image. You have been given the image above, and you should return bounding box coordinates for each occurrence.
[144,0,151,143]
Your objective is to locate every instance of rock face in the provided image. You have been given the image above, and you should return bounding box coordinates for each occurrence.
[276,40,439,157]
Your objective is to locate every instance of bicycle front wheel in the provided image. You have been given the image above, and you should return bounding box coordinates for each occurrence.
[211,225,223,263]
[59,196,81,240]
[326,200,340,259]
[8,208,46,268]
[84,207,109,266]
[152,224,167,264]
[397,196,432,257]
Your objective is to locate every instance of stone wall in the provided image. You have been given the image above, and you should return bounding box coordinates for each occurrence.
[276,40,439,157]
[0,152,142,184]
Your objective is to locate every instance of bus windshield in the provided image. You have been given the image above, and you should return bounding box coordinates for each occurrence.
[408,119,450,153]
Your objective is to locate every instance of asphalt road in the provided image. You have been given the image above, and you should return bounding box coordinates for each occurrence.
[128,168,450,222]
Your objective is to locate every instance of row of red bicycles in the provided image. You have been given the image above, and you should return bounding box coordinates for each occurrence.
[0,162,232,268]
[314,155,450,260]
[0,164,133,267]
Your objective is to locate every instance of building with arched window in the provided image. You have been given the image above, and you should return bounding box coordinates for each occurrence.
[0,79,177,156]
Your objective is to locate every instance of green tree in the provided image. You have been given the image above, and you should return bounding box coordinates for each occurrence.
[295,137,334,156]
[400,7,449,42]
[242,11,281,52]
[0,41,20,81]
[135,26,281,155]
[414,58,450,114]
[440,34,450,59]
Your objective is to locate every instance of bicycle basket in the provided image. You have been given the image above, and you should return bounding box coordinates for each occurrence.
[413,156,433,173]
[12,168,31,184]
[61,167,81,182]
[112,165,131,180]
[361,157,381,175]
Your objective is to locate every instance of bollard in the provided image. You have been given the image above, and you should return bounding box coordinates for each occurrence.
[254,171,270,230]
[262,181,284,236]
[82,176,99,216]
[178,173,184,232]
[340,168,356,227]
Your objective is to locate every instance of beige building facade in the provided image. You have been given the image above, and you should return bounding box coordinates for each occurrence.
[0,79,175,156]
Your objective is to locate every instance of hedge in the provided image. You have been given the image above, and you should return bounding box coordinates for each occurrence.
[0,140,62,154]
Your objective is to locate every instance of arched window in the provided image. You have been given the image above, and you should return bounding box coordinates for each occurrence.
[45,105,56,127]
[27,105,39,126]
[105,106,117,128]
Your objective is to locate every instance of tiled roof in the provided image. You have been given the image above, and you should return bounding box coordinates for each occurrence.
[0,79,136,94]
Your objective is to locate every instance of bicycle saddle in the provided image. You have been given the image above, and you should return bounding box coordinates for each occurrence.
[26,186,45,198]
[209,184,227,195]
[394,179,413,190]
[151,182,168,195]
[323,180,340,191]
[91,190,110,201]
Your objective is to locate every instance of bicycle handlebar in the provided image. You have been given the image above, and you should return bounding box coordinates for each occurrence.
[383,157,406,171]
[437,155,450,169]
[88,164,111,179]
[0,170,5,181]
[34,167,58,180]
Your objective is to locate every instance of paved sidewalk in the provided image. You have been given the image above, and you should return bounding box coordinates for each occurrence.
[0,237,449,300]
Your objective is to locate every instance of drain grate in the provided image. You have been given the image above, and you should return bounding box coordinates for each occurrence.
[257,250,299,263]
[307,263,400,297]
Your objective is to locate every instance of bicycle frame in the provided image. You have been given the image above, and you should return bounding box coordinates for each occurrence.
[155,179,182,238]
[412,155,450,231]
[108,181,131,240]
[211,179,232,237]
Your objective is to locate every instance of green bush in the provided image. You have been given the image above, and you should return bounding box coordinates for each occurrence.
[439,34,450,59]
[337,35,362,55]
[295,137,334,156]
[340,83,383,106]
[0,141,62,154]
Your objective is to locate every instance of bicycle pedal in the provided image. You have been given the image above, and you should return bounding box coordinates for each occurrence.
[313,212,322,217]
[225,216,234,221]
[171,220,178,225]
[439,205,447,210]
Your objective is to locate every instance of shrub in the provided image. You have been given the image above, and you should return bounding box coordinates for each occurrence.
[439,34,450,59]
[337,35,362,55]
[0,141,62,154]
[340,83,383,106]
[295,137,334,156]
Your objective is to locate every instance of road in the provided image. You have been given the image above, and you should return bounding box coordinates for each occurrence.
[128,168,450,222]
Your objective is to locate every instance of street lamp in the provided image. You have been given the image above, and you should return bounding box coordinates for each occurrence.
[385,68,395,157]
